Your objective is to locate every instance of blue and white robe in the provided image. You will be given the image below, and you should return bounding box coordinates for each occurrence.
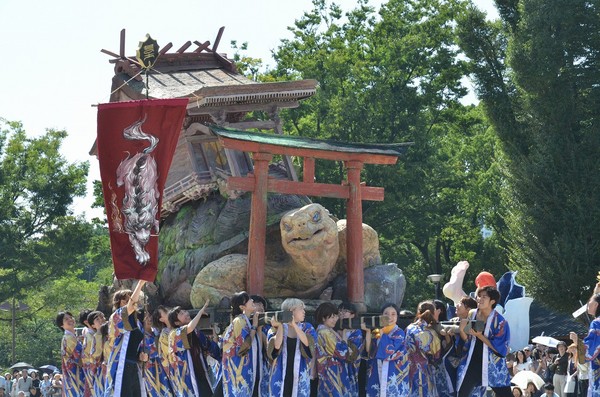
[267,322,316,397]
[169,326,222,397]
[157,327,175,395]
[61,330,86,397]
[221,314,259,397]
[405,319,441,397]
[142,327,172,397]
[258,325,271,397]
[104,307,146,397]
[456,309,511,393]
[583,315,600,397]
[341,328,364,397]
[316,324,356,397]
[88,330,105,397]
[365,325,410,397]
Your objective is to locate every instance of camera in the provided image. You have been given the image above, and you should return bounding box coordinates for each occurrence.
[75,327,85,337]
[257,311,293,326]
[362,315,392,329]
[437,319,485,334]
[197,313,212,330]
[334,315,391,330]
[334,317,362,331]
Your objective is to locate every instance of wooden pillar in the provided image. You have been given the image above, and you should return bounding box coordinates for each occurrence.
[303,157,315,183]
[247,152,272,295]
[345,160,366,312]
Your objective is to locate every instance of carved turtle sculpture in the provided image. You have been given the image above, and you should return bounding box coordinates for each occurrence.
[190,203,381,308]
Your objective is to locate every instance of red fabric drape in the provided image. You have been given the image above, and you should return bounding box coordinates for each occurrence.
[96,99,188,281]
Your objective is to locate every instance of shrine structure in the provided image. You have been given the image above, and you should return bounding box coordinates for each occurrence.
[91,29,410,310]
[90,28,317,215]
[210,127,409,310]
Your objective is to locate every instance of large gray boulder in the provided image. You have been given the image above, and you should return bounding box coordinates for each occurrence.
[331,263,406,311]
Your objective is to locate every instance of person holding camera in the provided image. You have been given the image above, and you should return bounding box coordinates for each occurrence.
[267,298,316,397]
[314,302,359,397]
[431,299,454,397]
[338,302,364,397]
[250,295,271,397]
[222,291,261,397]
[455,286,512,397]
[364,302,409,397]
[535,348,554,383]
[168,299,220,397]
[568,330,589,397]
[442,296,481,396]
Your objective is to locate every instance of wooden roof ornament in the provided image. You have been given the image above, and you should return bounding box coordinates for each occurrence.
[99,28,316,109]
[92,28,319,216]
[135,34,159,99]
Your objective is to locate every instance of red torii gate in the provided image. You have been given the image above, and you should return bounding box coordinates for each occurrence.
[212,127,410,311]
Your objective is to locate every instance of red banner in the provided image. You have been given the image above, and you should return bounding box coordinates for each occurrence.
[97,99,188,281]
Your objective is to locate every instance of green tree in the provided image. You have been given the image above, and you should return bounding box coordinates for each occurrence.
[457,1,600,311]
[0,270,101,367]
[0,119,92,304]
[269,0,507,306]
[230,40,266,82]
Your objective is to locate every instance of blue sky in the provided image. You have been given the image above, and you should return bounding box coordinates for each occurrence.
[0,0,497,219]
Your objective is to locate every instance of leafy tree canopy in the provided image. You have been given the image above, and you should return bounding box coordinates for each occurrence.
[457,0,600,310]
[0,119,92,303]
[268,0,508,307]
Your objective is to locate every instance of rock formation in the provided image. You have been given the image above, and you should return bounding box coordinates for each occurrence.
[191,203,344,307]
[156,186,310,307]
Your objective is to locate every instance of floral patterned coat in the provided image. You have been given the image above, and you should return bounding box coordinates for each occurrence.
[365,325,410,397]
[61,330,86,397]
[455,309,511,392]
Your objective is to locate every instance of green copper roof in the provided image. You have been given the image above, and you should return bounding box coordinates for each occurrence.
[211,126,412,157]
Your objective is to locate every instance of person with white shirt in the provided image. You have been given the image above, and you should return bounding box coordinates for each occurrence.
[2,373,11,397]
[16,370,32,397]
[513,350,533,374]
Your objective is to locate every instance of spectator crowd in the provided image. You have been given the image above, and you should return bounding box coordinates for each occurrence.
[0,369,62,397]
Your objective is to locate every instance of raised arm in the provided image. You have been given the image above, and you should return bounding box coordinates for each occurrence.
[291,321,309,347]
[273,320,284,350]
[127,280,146,315]
[187,300,209,334]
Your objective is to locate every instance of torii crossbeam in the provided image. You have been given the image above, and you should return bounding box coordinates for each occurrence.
[212,126,410,311]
